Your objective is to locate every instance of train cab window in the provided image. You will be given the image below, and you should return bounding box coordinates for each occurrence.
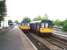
[45,23,48,28]
[41,23,44,27]
[27,23,30,26]
[22,23,25,25]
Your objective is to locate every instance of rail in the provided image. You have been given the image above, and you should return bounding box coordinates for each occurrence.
[25,32,67,50]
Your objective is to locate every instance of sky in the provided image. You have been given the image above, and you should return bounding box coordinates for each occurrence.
[5,0,67,22]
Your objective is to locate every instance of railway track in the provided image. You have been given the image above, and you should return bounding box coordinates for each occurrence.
[25,32,67,50]
[45,36,67,50]
[25,32,50,50]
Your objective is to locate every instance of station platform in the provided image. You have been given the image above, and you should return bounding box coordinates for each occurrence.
[0,26,37,50]
[17,27,37,50]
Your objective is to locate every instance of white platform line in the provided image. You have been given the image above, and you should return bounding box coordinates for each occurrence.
[22,32,38,50]
[25,34,38,50]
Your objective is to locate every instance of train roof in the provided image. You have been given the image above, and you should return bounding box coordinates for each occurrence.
[30,20,53,24]
[30,20,41,23]
[21,20,30,23]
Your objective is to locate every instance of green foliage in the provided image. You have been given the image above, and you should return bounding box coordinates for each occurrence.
[0,21,1,26]
[0,16,4,21]
[53,19,62,26]
[0,17,4,26]
[15,20,19,24]
[41,14,48,20]
[33,16,42,21]
[62,20,67,31]
[0,0,6,21]
[22,17,31,23]
[33,14,48,21]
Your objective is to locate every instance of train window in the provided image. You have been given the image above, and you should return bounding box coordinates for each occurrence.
[22,23,24,25]
[41,23,44,27]
[27,23,30,26]
[45,23,48,28]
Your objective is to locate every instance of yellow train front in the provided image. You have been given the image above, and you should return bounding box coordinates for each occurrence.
[39,20,53,36]
[19,23,30,32]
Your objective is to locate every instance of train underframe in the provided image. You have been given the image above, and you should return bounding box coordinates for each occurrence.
[29,29,52,37]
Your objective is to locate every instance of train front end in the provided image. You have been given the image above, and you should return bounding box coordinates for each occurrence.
[40,20,53,34]
[19,23,30,32]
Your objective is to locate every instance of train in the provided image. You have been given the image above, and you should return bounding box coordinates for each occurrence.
[30,20,53,36]
[19,21,30,33]
[19,20,53,36]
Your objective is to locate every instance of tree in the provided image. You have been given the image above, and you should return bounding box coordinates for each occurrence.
[15,20,19,24]
[33,16,42,21]
[0,17,4,26]
[53,19,62,26]
[0,0,6,21]
[62,20,67,31]
[41,14,48,20]
[0,0,6,26]
[22,17,31,23]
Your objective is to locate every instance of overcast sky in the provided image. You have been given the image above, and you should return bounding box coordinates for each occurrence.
[6,0,67,21]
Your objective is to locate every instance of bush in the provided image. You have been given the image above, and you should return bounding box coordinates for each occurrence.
[62,20,67,31]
